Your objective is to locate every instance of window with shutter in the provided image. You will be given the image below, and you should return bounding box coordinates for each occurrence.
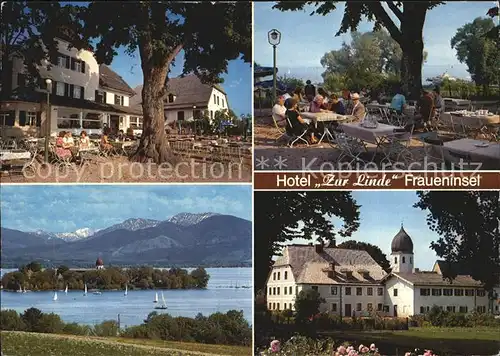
[19,111,27,126]
[64,83,70,97]
[36,112,42,127]
[65,55,70,69]
[17,73,26,88]
[80,86,85,100]
[81,61,86,73]
[71,58,76,70]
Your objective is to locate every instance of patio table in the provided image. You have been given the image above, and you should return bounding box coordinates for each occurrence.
[301,112,355,144]
[340,122,407,161]
[0,149,31,161]
[443,138,500,166]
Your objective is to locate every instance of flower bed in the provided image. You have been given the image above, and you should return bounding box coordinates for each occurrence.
[259,336,438,356]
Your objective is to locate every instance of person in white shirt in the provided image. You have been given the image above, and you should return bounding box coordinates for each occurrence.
[272,96,287,127]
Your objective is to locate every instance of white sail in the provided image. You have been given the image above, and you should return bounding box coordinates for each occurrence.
[161,292,166,306]
[23,287,27,293]
[154,292,158,303]
[53,292,58,301]
[124,285,128,296]
[84,284,87,295]
[18,285,22,293]
[65,285,68,294]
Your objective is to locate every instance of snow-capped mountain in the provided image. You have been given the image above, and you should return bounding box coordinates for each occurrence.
[30,228,96,241]
[56,228,96,241]
[167,212,221,226]
[91,218,160,237]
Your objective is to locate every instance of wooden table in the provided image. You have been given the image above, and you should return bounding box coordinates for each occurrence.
[301,112,355,144]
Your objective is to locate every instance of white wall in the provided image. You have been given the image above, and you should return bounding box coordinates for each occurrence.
[385,276,415,317]
[414,285,489,315]
[266,266,297,311]
[104,90,130,107]
[207,87,229,118]
[390,252,414,273]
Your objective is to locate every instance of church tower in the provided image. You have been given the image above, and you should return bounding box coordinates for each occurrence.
[390,224,414,273]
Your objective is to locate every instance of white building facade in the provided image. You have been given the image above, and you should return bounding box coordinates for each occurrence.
[1,37,142,138]
[266,226,499,317]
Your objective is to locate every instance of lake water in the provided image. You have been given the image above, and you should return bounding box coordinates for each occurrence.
[0,267,252,327]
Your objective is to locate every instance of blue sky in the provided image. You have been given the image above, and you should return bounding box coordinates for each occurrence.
[109,47,251,116]
[254,1,496,83]
[1,185,252,233]
[289,191,443,271]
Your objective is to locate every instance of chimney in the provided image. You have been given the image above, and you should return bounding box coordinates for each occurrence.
[315,243,324,254]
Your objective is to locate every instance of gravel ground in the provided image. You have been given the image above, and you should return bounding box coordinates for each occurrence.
[1,155,251,183]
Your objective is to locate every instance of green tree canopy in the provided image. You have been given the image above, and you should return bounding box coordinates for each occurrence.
[414,191,500,290]
[451,17,500,95]
[81,2,251,163]
[254,192,360,291]
[273,1,443,99]
[337,240,391,273]
[294,289,325,324]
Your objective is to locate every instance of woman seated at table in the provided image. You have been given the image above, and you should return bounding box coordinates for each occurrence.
[287,98,318,144]
[328,94,346,114]
[79,130,90,149]
[317,88,330,106]
[63,131,75,147]
[309,95,330,113]
[100,128,114,151]
[55,131,72,159]
[292,87,304,102]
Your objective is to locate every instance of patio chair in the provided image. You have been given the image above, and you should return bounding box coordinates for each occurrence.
[285,117,309,147]
[272,115,288,143]
[387,108,406,127]
[332,130,367,167]
[49,144,73,172]
[380,124,415,168]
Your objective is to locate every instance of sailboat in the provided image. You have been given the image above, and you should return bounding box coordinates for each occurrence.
[53,291,58,301]
[93,290,102,295]
[84,284,87,296]
[124,285,128,296]
[153,292,158,303]
[23,287,27,293]
[154,292,167,310]
[17,285,23,293]
[64,285,68,294]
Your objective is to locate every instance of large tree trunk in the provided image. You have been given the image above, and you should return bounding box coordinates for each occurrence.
[400,4,426,100]
[130,65,173,163]
[131,40,182,164]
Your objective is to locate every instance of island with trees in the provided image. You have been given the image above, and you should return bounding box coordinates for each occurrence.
[1,262,210,291]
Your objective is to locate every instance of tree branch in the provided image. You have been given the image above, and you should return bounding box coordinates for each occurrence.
[367,2,402,44]
[386,1,403,22]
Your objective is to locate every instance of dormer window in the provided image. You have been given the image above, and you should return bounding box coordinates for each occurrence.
[345,271,353,279]
[168,94,175,103]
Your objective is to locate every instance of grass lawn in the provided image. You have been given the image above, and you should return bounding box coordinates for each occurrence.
[320,327,500,355]
[1,331,251,356]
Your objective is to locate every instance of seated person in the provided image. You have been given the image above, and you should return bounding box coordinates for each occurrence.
[63,131,75,147]
[79,130,90,148]
[100,128,114,151]
[432,86,445,113]
[55,131,72,159]
[286,98,317,144]
[414,89,435,130]
[117,130,125,141]
[328,94,346,114]
[292,87,303,102]
[340,88,353,113]
[272,96,287,128]
[317,88,330,106]
[390,87,406,113]
[350,93,366,121]
[309,95,330,113]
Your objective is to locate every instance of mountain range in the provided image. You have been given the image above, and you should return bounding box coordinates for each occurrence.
[1,213,251,267]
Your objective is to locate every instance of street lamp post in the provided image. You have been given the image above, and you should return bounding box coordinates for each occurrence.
[268,29,281,104]
[44,78,52,163]
[192,105,197,139]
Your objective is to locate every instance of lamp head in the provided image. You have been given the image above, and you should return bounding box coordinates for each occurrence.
[268,29,281,46]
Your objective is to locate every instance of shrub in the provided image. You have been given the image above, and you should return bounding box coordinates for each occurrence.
[0,309,26,331]
[62,322,92,335]
[93,320,119,337]
[21,307,44,332]
[38,313,65,334]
